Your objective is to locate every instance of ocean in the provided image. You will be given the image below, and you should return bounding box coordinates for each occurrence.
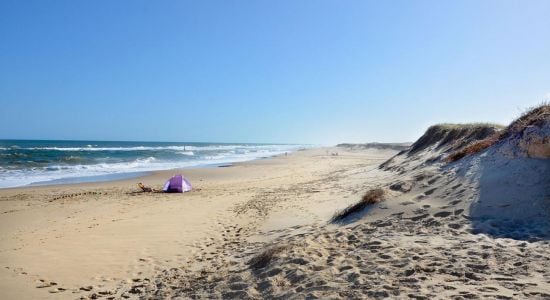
[0,140,306,188]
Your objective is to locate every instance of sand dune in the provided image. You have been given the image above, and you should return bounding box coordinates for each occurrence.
[101,105,548,299]
[1,106,548,299]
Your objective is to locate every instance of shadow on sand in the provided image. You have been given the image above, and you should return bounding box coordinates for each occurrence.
[468,151,550,241]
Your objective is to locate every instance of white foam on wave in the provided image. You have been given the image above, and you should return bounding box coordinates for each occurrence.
[0,145,308,188]
[179,151,195,156]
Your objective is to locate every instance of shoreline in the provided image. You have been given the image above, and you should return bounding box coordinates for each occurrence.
[0,140,308,190]
[2,146,395,299]
[0,152,293,191]
[1,138,549,299]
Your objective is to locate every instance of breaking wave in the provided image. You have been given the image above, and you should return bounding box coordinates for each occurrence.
[0,141,307,188]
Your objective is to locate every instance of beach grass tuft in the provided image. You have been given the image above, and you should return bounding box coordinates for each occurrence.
[331,188,385,223]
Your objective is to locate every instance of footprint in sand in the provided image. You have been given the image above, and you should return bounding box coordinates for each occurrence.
[36,282,57,288]
[433,211,452,218]
[409,214,430,221]
[377,253,392,260]
[424,188,437,195]
[48,287,67,293]
[447,223,463,230]
[427,177,440,185]
[451,183,462,190]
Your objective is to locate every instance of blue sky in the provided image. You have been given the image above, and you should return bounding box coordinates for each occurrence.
[1,1,548,144]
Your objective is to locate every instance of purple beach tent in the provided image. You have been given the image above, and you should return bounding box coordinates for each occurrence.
[163,174,192,193]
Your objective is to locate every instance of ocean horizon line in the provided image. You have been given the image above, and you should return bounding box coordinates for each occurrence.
[0,138,309,147]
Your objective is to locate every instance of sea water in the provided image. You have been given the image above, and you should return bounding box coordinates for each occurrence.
[0,140,306,188]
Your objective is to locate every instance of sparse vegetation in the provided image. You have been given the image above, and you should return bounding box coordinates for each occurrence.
[408,123,503,155]
[337,143,411,151]
[331,188,385,223]
[447,103,549,162]
[430,123,505,129]
[248,245,289,269]
[447,133,501,162]
[502,102,549,138]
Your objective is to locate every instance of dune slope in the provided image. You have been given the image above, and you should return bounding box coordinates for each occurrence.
[84,105,550,299]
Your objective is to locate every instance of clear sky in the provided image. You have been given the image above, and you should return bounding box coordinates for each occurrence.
[1,1,549,145]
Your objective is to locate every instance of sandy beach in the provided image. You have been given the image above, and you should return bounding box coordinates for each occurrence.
[0,147,398,299]
[3,2,550,299]
[1,106,549,300]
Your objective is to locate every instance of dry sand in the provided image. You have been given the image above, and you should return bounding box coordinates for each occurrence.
[1,121,549,299]
[0,147,396,299]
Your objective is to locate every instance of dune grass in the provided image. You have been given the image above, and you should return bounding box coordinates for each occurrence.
[407,123,503,155]
[447,103,549,162]
[503,102,549,138]
[431,123,505,130]
[331,188,385,223]
[447,133,501,162]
